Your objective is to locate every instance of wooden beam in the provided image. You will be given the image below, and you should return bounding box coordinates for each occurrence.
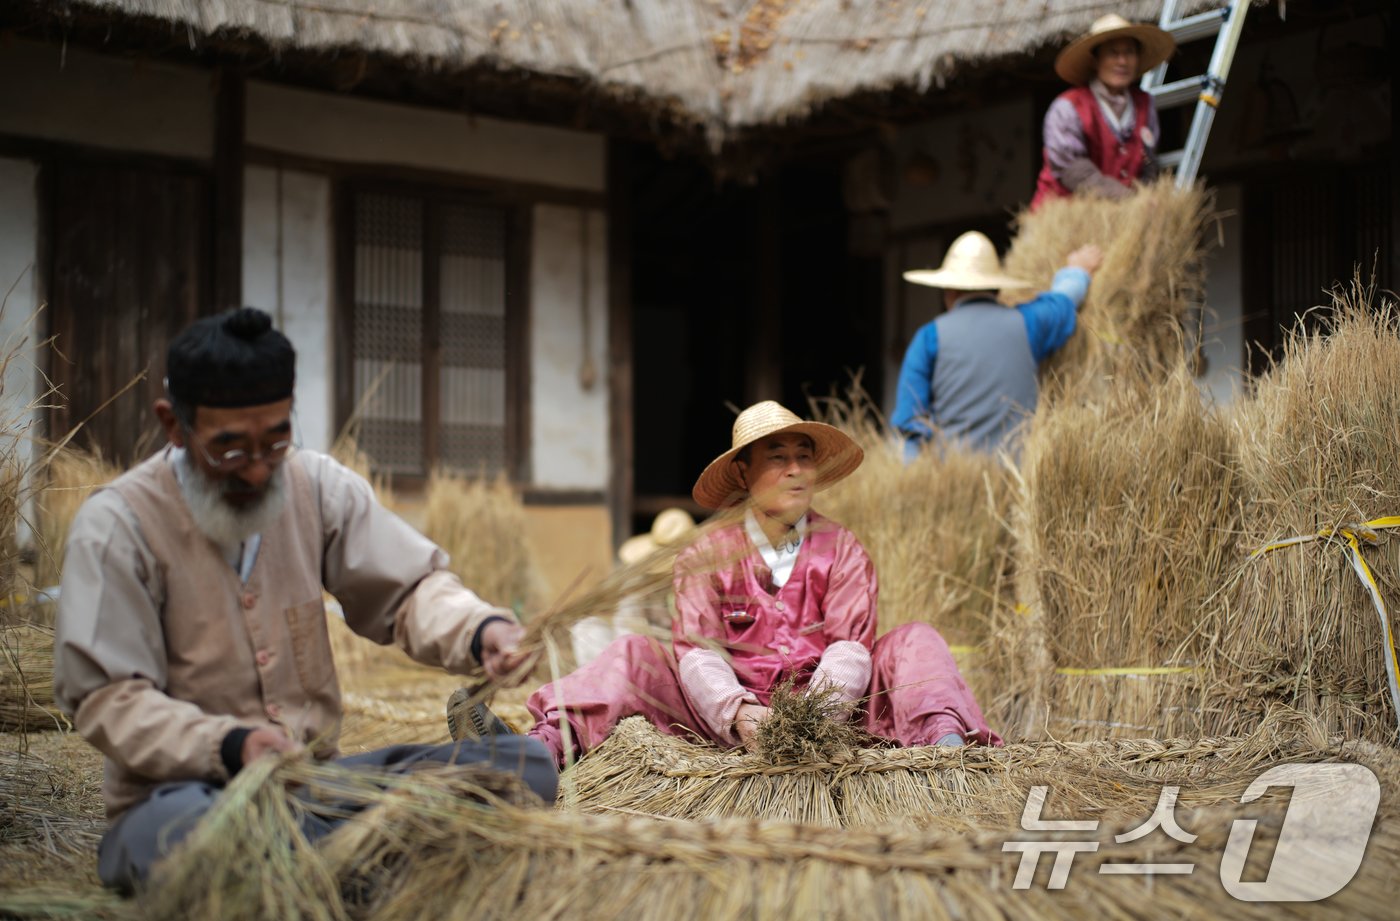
[213,69,245,311]
[242,145,607,209]
[606,139,635,551]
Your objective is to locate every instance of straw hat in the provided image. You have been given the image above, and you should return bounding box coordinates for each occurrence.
[618,508,697,565]
[902,231,1030,292]
[1054,14,1176,86]
[692,401,864,510]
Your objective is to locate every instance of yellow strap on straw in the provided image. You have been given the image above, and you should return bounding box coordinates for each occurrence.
[1055,666,1197,676]
[1252,515,1400,733]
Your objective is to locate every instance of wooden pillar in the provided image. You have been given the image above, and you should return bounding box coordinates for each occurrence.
[213,69,245,312]
[607,139,635,549]
[746,177,782,403]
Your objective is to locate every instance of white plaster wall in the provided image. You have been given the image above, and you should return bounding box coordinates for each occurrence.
[0,39,212,159]
[1197,184,1245,405]
[530,204,609,490]
[247,83,605,192]
[0,158,42,547]
[242,166,335,453]
[889,99,1035,231]
[0,158,41,455]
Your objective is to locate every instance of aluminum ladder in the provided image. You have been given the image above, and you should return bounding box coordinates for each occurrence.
[1140,0,1252,187]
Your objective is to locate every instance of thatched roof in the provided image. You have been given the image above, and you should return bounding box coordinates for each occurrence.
[32,0,1223,145]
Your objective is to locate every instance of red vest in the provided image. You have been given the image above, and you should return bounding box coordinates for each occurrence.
[1032,86,1152,210]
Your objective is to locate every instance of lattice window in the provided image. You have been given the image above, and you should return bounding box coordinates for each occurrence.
[440,203,509,474]
[346,187,519,478]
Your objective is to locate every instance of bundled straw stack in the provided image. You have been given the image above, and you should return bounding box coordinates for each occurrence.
[813,387,1012,650]
[34,446,121,590]
[1211,288,1400,744]
[1002,177,1214,405]
[0,621,66,731]
[92,710,1399,921]
[423,471,544,614]
[1008,363,1241,741]
[568,709,1338,831]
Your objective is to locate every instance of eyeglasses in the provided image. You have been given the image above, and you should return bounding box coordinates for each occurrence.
[183,425,295,472]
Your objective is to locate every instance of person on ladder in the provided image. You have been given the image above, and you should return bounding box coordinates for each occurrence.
[1031,14,1177,209]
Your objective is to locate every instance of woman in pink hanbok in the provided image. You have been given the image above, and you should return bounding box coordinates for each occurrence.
[525,401,1000,766]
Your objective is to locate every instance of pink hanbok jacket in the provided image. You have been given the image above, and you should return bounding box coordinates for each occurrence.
[673,510,875,704]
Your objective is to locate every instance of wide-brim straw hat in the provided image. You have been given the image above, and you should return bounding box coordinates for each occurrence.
[692,401,864,510]
[902,230,1030,292]
[1055,14,1176,86]
[618,507,697,565]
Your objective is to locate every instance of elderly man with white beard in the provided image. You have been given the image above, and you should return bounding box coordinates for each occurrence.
[53,307,557,893]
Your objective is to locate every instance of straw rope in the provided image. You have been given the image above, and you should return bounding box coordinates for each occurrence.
[565,711,1347,832]
[82,722,1400,921]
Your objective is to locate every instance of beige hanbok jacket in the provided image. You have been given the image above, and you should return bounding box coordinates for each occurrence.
[54,448,510,817]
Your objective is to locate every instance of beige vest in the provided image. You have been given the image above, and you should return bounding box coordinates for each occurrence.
[105,450,340,809]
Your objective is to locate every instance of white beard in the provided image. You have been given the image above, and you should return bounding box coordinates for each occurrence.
[176,452,288,547]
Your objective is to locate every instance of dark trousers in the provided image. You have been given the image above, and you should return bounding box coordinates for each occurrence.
[97,735,557,892]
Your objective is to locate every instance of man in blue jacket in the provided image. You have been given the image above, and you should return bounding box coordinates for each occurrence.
[892,232,1102,456]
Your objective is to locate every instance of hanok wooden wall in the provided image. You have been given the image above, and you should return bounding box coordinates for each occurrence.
[44,158,212,464]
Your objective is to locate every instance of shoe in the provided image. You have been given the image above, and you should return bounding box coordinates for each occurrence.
[934,732,965,747]
[446,686,514,742]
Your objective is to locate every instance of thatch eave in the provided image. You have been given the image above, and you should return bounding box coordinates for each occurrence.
[3,0,1283,163]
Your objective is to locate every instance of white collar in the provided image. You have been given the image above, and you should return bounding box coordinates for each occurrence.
[744,509,808,589]
[744,509,807,555]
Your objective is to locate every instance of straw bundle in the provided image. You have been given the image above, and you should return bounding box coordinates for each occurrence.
[1212,287,1400,744]
[423,471,544,613]
[0,622,67,732]
[1002,178,1214,405]
[969,597,1054,740]
[750,680,873,765]
[1011,362,1241,741]
[114,710,1400,921]
[812,386,1012,649]
[568,708,1335,831]
[33,446,122,589]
